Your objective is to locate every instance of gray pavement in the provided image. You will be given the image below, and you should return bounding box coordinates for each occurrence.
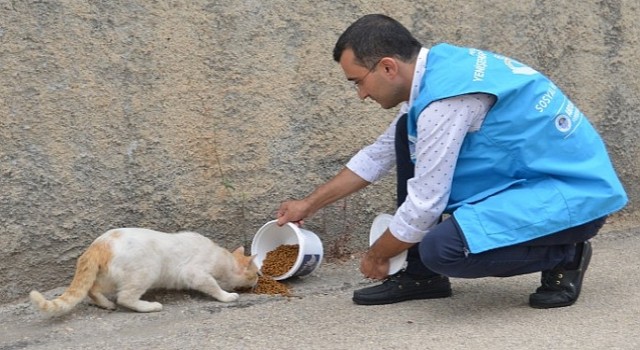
[1,228,638,350]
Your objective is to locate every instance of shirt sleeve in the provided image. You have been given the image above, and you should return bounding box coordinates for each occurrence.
[389,93,495,243]
[345,104,409,183]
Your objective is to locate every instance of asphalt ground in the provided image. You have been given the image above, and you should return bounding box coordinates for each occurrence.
[1,227,638,350]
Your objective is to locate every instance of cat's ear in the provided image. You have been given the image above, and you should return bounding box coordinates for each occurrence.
[232,246,245,255]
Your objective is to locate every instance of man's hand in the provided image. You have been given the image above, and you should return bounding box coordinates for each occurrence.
[360,228,414,279]
[276,199,311,226]
[360,250,391,280]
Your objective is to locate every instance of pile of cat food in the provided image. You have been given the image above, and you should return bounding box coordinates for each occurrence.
[253,276,291,296]
[253,244,299,296]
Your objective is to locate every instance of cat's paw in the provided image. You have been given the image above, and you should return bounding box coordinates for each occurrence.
[94,301,117,310]
[118,300,163,313]
[144,301,163,312]
[218,292,239,303]
[89,296,117,310]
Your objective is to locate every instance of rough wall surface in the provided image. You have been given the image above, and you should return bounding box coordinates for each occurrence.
[1,0,638,304]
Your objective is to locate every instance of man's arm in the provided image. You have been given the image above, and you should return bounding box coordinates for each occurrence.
[276,167,370,225]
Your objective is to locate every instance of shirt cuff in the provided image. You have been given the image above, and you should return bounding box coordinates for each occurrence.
[346,150,389,183]
[388,215,427,244]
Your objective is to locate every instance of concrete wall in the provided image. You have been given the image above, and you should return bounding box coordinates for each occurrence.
[1,0,638,303]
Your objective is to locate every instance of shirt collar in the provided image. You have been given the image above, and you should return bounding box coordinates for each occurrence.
[408,47,429,109]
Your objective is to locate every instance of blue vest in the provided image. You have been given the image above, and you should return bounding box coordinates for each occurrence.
[408,43,628,253]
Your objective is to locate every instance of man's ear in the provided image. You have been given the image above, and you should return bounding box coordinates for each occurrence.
[379,57,399,77]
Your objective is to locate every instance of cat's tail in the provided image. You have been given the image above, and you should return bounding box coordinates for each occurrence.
[29,240,111,316]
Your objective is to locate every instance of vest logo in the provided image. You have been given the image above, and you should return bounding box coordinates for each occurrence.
[503,58,538,76]
[492,53,539,76]
[555,114,572,133]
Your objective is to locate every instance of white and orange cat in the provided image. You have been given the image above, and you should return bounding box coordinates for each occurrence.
[29,228,258,315]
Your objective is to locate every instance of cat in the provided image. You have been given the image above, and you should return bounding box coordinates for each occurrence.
[29,228,258,315]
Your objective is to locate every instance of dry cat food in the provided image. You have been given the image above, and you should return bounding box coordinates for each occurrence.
[253,275,291,296]
[251,244,299,296]
[260,244,299,277]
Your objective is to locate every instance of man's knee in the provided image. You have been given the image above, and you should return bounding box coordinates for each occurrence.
[418,219,467,276]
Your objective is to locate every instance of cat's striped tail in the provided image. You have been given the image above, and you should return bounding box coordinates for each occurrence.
[29,241,110,315]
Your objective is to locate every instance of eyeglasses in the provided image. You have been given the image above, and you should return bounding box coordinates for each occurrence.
[353,60,381,92]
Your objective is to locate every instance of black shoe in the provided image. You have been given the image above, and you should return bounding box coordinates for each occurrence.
[352,270,452,305]
[529,241,592,309]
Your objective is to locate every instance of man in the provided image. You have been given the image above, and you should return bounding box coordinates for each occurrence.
[276,14,627,308]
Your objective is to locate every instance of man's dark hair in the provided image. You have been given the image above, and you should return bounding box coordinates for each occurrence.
[333,14,423,69]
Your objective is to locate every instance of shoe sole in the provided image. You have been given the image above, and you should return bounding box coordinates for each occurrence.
[529,298,576,309]
[352,289,452,306]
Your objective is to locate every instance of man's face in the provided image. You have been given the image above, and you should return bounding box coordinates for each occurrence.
[338,49,401,109]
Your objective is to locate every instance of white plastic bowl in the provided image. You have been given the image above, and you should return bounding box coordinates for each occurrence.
[251,220,324,280]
